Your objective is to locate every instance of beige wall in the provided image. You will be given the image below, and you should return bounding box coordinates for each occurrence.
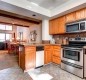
[16,23,42,43]
[17,26,30,42]
[29,23,42,43]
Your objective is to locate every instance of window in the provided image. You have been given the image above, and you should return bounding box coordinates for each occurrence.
[0,24,5,30]
[0,33,12,42]
[0,23,13,42]
[0,24,12,30]
[0,33,5,42]
[6,25,12,30]
[6,34,12,40]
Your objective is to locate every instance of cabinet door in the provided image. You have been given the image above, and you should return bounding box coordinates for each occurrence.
[84,8,86,18]
[52,56,61,64]
[53,50,60,57]
[19,50,25,70]
[44,50,52,64]
[49,20,55,34]
[58,16,66,34]
[66,12,76,23]
[76,8,85,20]
[25,47,36,70]
[54,19,59,34]
[49,19,58,35]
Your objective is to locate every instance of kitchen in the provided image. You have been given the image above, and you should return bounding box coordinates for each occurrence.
[0,0,86,80]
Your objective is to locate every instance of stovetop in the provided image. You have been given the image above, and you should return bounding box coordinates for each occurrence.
[62,41,86,48]
[62,45,84,48]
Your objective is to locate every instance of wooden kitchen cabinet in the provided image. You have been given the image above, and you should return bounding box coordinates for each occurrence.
[19,46,36,71]
[49,19,58,35]
[44,45,61,64]
[58,16,66,34]
[49,16,65,35]
[44,46,52,64]
[19,46,25,70]
[52,56,61,64]
[49,8,86,35]
[85,8,86,18]
[76,8,85,20]
[52,46,61,64]
[49,20,54,34]
[25,47,36,70]
[66,12,76,23]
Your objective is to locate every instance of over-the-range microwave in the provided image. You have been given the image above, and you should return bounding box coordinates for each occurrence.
[66,20,86,33]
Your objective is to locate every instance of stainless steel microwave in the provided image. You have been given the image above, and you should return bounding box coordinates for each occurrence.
[66,21,86,33]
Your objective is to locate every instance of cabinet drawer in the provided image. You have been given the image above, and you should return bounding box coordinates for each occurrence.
[53,51,60,57]
[52,56,61,64]
[25,47,35,52]
[45,46,52,50]
[53,46,61,50]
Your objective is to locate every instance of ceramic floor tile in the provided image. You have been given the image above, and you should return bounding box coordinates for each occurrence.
[0,51,85,80]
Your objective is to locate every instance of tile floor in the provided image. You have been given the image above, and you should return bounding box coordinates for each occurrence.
[0,51,85,80]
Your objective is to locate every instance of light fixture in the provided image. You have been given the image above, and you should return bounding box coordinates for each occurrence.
[32,14,36,16]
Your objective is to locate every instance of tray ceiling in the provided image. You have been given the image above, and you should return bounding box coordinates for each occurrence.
[27,0,69,10]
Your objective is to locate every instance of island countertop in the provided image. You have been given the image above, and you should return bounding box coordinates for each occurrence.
[19,43,61,47]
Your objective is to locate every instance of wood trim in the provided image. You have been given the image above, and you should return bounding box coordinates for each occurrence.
[0,10,41,24]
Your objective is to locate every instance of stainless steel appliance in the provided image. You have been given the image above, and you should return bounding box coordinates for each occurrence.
[61,37,86,78]
[66,21,86,33]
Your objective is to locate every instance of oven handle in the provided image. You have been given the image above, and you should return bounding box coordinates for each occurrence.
[63,49,82,52]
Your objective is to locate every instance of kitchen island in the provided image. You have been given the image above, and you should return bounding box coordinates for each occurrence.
[18,43,61,72]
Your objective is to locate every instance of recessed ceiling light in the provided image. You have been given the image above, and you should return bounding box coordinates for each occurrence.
[32,14,36,16]
[30,2,39,6]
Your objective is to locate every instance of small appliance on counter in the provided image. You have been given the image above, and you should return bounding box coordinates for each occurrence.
[55,37,69,45]
[50,38,55,44]
[62,37,69,45]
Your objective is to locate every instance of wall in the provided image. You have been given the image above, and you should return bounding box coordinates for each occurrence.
[53,32,86,44]
[29,23,42,43]
[42,19,52,41]
[17,26,30,42]
[0,15,42,43]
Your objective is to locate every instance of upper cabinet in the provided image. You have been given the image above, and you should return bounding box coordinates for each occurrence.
[49,20,54,34]
[49,19,58,35]
[49,8,86,35]
[49,16,66,35]
[66,12,76,23]
[66,8,86,23]
[76,8,85,20]
[58,16,66,34]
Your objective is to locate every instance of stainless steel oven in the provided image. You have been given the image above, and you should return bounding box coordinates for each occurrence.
[61,37,86,78]
[61,47,84,78]
[62,47,83,66]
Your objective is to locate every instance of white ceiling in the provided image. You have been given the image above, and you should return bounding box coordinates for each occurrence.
[27,0,69,10]
[0,0,86,20]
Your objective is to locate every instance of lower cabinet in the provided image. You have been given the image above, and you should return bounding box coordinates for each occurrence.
[19,46,36,71]
[44,50,52,64]
[44,45,61,65]
[52,56,61,64]
[44,46,52,64]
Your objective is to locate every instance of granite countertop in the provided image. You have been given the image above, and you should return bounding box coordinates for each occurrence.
[19,43,61,47]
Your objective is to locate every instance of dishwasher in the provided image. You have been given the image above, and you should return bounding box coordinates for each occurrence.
[35,46,44,68]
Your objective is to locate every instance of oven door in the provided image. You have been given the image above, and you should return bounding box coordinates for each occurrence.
[61,48,83,66]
